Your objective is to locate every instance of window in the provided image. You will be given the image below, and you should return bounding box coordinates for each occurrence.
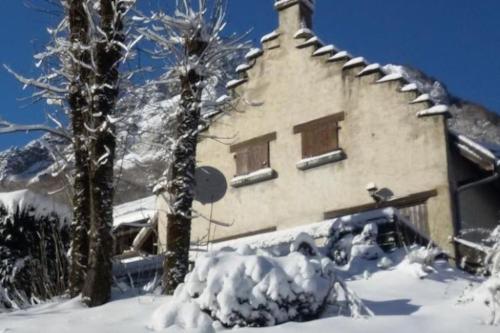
[233,141,270,176]
[229,132,277,187]
[293,112,344,159]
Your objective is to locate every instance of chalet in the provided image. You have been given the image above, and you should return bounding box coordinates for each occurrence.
[157,0,500,262]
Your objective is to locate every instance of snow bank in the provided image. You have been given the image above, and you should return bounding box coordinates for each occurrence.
[151,244,370,331]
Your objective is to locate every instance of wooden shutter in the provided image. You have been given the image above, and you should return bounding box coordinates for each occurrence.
[234,147,250,176]
[234,143,269,176]
[301,121,339,158]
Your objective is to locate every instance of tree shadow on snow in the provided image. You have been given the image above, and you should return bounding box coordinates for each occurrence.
[361,298,420,316]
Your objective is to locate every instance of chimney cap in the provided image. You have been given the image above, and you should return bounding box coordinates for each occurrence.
[274,0,315,12]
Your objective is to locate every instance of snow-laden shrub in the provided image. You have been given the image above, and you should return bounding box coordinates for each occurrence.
[290,232,321,257]
[350,223,384,261]
[485,226,500,276]
[326,222,385,267]
[483,226,500,325]
[150,243,371,331]
[403,245,442,279]
[456,226,500,325]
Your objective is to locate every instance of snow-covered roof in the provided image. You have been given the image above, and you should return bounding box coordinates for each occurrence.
[210,207,396,252]
[451,133,500,171]
[0,189,72,221]
[113,195,157,228]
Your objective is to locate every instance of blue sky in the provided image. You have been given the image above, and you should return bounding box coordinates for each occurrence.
[0,0,499,151]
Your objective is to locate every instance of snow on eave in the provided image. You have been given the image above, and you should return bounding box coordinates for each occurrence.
[455,133,498,164]
[401,83,419,92]
[416,105,449,118]
[456,143,492,171]
[297,36,323,48]
[312,44,337,57]
[343,56,367,69]
[245,48,263,60]
[0,189,72,222]
[410,93,431,104]
[260,30,280,43]
[357,63,381,77]
[215,94,231,104]
[294,28,314,39]
[376,73,404,84]
[226,78,247,90]
[235,63,252,73]
[327,50,351,62]
[113,195,157,228]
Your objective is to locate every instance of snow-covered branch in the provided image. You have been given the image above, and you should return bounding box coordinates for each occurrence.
[0,118,72,140]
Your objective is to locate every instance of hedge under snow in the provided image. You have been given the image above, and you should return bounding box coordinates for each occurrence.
[151,237,371,332]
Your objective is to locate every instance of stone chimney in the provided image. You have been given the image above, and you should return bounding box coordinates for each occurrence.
[275,0,314,34]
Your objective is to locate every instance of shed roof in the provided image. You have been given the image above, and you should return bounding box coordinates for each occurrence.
[113,195,157,229]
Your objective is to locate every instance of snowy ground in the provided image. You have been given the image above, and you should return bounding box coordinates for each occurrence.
[1,253,498,333]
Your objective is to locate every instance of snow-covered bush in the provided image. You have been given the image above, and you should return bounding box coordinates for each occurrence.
[0,192,70,310]
[403,245,442,279]
[350,223,384,261]
[150,244,371,331]
[326,222,384,266]
[485,226,500,276]
[456,226,500,325]
[483,226,500,325]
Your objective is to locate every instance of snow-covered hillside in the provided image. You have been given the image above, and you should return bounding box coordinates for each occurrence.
[384,64,500,145]
[0,250,498,333]
[0,97,173,205]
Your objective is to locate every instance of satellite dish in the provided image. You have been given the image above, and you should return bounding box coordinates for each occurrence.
[194,166,227,204]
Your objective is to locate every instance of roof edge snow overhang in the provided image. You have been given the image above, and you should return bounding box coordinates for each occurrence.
[449,131,500,172]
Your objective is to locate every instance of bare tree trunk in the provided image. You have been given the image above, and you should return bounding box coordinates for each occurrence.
[163,38,206,294]
[68,0,92,298]
[81,0,123,307]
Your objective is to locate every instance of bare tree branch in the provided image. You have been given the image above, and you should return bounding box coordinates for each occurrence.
[0,118,72,140]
